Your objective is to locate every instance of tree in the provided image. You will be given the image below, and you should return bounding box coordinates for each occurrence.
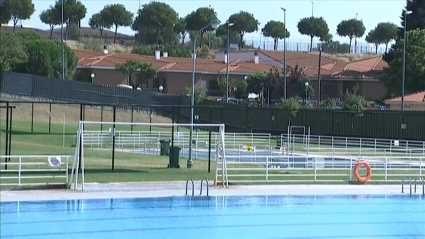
[296,77,314,103]
[374,22,398,52]
[100,4,133,44]
[0,0,12,26]
[216,74,235,97]
[132,2,178,45]
[341,85,368,115]
[297,17,329,52]
[88,12,111,39]
[174,17,187,45]
[135,62,157,89]
[385,1,425,64]
[131,44,191,58]
[40,8,60,39]
[279,97,300,117]
[52,0,87,40]
[5,0,35,31]
[380,29,425,96]
[184,7,218,48]
[228,11,259,49]
[115,59,143,89]
[0,31,27,71]
[320,98,337,109]
[245,71,269,95]
[186,86,205,104]
[336,19,366,53]
[261,20,290,50]
[234,80,248,100]
[365,30,381,54]
[215,23,240,47]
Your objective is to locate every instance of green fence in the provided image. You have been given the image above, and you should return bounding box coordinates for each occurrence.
[183,101,425,140]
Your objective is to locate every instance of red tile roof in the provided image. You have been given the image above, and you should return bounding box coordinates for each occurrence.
[74,49,277,75]
[385,91,425,103]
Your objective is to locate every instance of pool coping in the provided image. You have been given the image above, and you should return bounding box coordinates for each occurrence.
[1,183,419,202]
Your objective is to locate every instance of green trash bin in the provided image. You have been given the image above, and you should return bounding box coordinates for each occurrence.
[159,140,171,156]
[168,146,181,168]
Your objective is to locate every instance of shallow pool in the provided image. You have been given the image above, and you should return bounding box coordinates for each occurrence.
[1,195,424,238]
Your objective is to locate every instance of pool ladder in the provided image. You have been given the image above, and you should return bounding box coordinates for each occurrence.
[185,177,209,197]
[402,176,424,195]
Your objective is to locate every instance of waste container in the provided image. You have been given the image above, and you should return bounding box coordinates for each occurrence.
[168,146,181,168]
[159,140,171,156]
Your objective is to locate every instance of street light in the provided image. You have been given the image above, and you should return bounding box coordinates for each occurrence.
[281,7,287,99]
[188,19,220,169]
[401,10,413,111]
[60,0,65,80]
[225,21,234,103]
[90,73,95,83]
[159,85,164,93]
[305,82,309,104]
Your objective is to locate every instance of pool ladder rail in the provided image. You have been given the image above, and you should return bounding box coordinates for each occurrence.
[402,176,424,195]
[185,177,209,197]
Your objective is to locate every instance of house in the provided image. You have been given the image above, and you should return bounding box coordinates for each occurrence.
[385,91,425,111]
[75,49,274,97]
[216,50,388,101]
[75,49,389,101]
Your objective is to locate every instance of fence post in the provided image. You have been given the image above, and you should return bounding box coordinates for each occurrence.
[31,103,34,133]
[100,106,103,131]
[48,103,52,134]
[131,106,134,133]
[112,105,116,172]
[4,102,9,170]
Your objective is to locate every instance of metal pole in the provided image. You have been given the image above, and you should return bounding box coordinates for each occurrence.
[282,8,287,99]
[112,105,116,172]
[311,2,314,17]
[401,14,407,112]
[226,23,230,102]
[317,49,322,106]
[208,128,212,173]
[61,0,65,80]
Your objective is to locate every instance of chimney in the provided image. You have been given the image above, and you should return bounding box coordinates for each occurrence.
[155,50,160,60]
[224,51,228,64]
[103,45,108,54]
[254,51,259,64]
[163,52,168,58]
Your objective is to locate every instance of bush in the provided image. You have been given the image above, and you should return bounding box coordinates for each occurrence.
[131,44,191,58]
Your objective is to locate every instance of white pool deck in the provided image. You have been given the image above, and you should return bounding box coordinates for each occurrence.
[1,182,419,202]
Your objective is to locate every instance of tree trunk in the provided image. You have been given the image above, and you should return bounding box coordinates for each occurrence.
[349,37,353,53]
[273,38,278,50]
[49,26,54,39]
[239,33,244,49]
[99,29,103,39]
[385,43,389,53]
[200,32,204,48]
[12,18,18,32]
[375,44,378,54]
[309,36,313,52]
[65,22,69,41]
[128,73,135,88]
[114,25,118,44]
[181,33,185,45]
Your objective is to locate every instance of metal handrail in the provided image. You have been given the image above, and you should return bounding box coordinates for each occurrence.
[200,177,209,196]
[414,177,424,195]
[402,177,412,195]
[185,178,194,197]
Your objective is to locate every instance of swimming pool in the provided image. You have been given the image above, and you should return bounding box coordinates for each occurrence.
[1,195,424,238]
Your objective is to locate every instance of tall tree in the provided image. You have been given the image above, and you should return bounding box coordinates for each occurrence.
[297,17,329,52]
[374,22,398,53]
[40,8,60,39]
[52,0,87,40]
[132,2,178,45]
[115,60,157,89]
[384,1,425,63]
[215,24,240,47]
[0,0,12,27]
[336,19,366,53]
[101,4,133,44]
[261,20,290,50]
[174,17,187,45]
[228,11,259,49]
[380,29,425,97]
[0,31,27,71]
[5,0,35,31]
[88,12,111,39]
[365,30,381,54]
[184,7,218,48]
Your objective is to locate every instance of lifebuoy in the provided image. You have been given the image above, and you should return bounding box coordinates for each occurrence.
[353,161,372,183]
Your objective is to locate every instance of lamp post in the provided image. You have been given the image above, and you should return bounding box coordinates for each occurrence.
[159,85,164,94]
[90,73,95,83]
[311,2,314,17]
[61,0,65,80]
[281,7,287,99]
[225,21,234,103]
[305,82,309,104]
[188,20,220,169]
[355,13,358,53]
[401,10,413,111]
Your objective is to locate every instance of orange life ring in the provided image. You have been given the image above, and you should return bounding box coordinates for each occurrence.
[353,161,372,183]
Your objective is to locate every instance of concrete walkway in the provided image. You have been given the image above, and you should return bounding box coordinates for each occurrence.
[1,182,417,202]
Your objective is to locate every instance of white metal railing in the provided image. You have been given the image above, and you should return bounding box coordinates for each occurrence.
[282,134,425,157]
[0,155,72,187]
[217,155,424,184]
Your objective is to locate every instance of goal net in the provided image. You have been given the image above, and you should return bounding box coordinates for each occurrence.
[69,121,227,191]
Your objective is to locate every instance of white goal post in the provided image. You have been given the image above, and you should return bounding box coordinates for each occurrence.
[70,121,227,191]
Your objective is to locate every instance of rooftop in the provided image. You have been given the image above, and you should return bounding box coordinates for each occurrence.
[385,91,425,103]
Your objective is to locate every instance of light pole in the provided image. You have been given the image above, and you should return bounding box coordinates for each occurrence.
[159,85,164,93]
[90,73,95,83]
[401,10,413,111]
[188,19,220,169]
[305,82,309,104]
[281,7,287,99]
[355,13,358,53]
[61,0,65,80]
[311,2,314,17]
[225,21,234,103]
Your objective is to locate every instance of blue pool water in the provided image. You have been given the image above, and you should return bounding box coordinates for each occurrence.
[1,195,424,239]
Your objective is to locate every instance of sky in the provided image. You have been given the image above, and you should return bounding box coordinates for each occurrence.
[10,0,406,47]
